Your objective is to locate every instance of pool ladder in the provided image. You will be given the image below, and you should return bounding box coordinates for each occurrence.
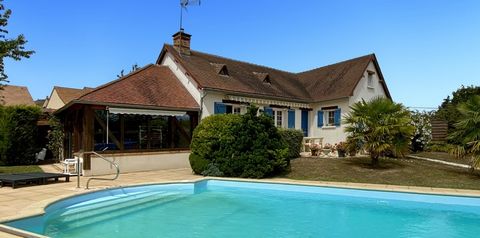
[83,151,120,189]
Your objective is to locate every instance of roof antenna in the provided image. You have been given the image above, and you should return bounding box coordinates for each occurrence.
[179,0,201,31]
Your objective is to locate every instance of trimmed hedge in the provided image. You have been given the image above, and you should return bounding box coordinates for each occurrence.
[189,106,289,178]
[0,105,42,165]
[279,128,304,159]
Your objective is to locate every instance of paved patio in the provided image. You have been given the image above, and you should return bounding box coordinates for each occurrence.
[1,168,480,237]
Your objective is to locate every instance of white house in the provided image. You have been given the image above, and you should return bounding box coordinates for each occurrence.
[157,30,391,144]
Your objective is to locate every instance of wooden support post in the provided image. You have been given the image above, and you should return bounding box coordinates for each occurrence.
[82,106,94,170]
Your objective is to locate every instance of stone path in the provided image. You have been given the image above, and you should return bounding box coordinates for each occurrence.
[407,155,472,169]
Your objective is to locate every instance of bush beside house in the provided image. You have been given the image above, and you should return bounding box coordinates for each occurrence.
[189,113,241,176]
[278,128,303,159]
[410,110,433,152]
[0,105,42,165]
[189,106,289,178]
[46,116,65,161]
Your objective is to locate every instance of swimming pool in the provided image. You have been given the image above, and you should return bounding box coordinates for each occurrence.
[4,179,480,238]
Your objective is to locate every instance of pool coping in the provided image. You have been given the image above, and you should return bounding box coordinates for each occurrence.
[1,177,480,237]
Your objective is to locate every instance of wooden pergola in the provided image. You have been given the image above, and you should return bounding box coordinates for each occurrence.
[58,103,199,170]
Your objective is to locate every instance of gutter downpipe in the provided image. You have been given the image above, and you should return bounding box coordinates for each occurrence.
[106,107,109,145]
[200,89,207,119]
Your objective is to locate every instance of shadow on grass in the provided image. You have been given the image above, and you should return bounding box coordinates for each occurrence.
[342,157,407,170]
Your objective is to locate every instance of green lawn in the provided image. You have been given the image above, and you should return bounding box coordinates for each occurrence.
[284,157,480,190]
[0,165,43,174]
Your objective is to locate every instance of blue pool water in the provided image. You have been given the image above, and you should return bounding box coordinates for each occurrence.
[5,180,480,238]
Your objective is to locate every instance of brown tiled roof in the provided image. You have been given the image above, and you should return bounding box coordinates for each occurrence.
[298,54,383,101]
[160,44,312,102]
[77,64,199,110]
[0,85,35,106]
[54,86,94,104]
[159,45,391,102]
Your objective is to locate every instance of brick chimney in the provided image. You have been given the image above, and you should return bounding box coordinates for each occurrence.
[172,29,191,55]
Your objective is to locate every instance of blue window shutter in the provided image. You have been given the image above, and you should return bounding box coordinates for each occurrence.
[317,111,324,128]
[334,108,341,127]
[264,107,273,117]
[288,110,295,128]
[214,102,226,114]
[301,110,308,136]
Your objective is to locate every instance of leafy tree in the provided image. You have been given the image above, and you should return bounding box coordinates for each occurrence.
[435,85,480,140]
[47,116,65,161]
[344,97,415,166]
[0,0,34,86]
[448,95,480,170]
[0,105,41,165]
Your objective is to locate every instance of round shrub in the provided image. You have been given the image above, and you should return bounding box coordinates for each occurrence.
[189,153,209,175]
[189,114,241,174]
[189,106,289,178]
[278,128,304,159]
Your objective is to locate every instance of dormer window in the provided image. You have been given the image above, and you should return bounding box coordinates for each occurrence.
[367,70,375,89]
[210,63,229,77]
[253,72,271,84]
[219,66,229,76]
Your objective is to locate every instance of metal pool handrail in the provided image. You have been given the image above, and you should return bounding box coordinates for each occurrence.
[85,151,120,189]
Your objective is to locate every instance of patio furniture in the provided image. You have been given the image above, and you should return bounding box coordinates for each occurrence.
[302,137,323,152]
[0,172,70,189]
[62,156,83,175]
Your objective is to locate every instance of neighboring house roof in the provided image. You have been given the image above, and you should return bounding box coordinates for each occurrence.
[54,86,94,105]
[35,99,46,107]
[0,85,35,106]
[158,44,391,102]
[72,64,199,111]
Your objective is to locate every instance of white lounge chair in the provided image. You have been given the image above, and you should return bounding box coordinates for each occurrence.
[62,156,83,175]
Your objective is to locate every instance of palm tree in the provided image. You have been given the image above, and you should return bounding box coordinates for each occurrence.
[344,97,415,166]
[449,95,480,170]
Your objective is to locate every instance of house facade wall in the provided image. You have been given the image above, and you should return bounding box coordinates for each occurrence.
[83,151,190,176]
[309,98,350,144]
[160,52,202,105]
[350,61,387,104]
[202,91,231,118]
[201,91,306,132]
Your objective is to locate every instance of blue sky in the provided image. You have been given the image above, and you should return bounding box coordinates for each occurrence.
[4,0,480,108]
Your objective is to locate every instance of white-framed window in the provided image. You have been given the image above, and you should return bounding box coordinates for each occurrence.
[367,70,375,89]
[325,110,335,126]
[233,107,241,115]
[274,110,283,127]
